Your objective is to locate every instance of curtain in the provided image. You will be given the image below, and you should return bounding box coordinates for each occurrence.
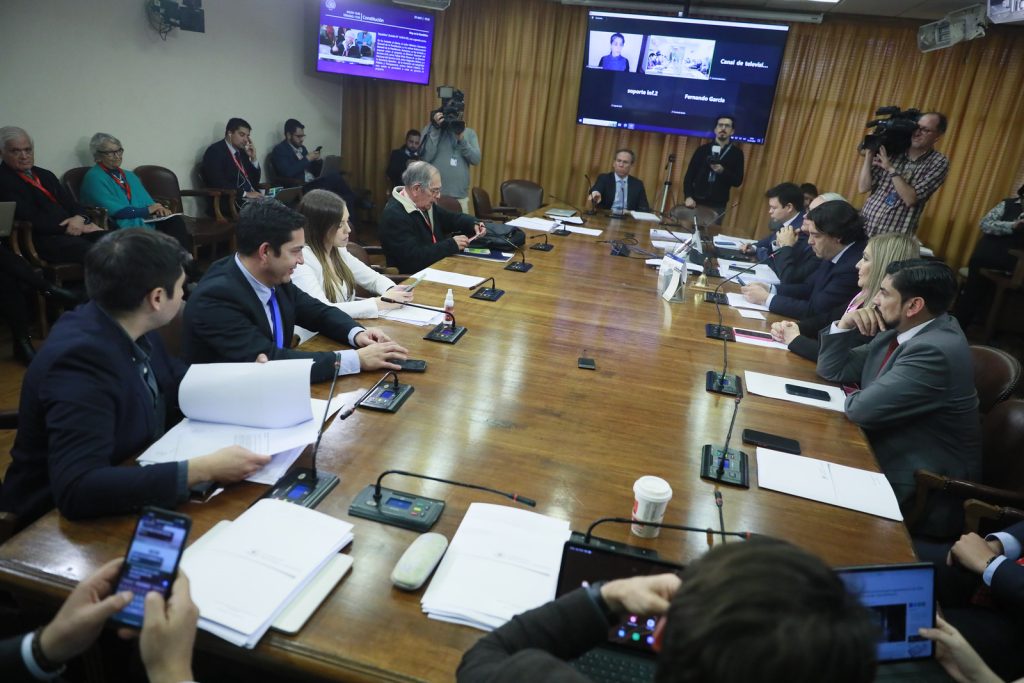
[341,2,1024,269]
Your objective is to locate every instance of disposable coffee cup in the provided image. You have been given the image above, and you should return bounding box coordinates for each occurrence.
[631,476,673,538]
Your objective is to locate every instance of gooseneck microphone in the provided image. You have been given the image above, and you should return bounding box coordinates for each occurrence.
[529,232,554,251]
[583,174,597,216]
[495,235,532,272]
[700,394,749,490]
[581,517,751,545]
[470,276,505,301]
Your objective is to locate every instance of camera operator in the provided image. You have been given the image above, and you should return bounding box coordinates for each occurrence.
[856,111,949,237]
[420,90,480,213]
[682,115,745,217]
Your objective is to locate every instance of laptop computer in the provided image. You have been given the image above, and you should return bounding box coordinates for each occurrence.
[0,201,16,238]
[555,540,683,683]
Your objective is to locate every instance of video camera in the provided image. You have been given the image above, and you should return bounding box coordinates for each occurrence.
[860,106,921,157]
[434,85,466,136]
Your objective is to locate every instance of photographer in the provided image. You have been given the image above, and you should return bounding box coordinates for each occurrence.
[420,89,480,213]
[856,111,949,237]
[682,115,745,217]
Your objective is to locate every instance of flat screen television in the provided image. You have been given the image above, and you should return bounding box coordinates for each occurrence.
[577,12,789,144]
[316,0,434,85]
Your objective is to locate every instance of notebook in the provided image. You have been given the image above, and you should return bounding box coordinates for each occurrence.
[555,541,683,683]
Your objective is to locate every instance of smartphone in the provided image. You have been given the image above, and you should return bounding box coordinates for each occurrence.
[110,507,191,628]
[784,383,831,402]
[315,145,323,152]
[741,429,801,454]
[577,357,596,370]
[734,328,774,341]
[394,358,427,372]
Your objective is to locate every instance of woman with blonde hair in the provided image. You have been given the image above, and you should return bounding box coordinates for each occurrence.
[771,231,920,361]
[293,190,413,342]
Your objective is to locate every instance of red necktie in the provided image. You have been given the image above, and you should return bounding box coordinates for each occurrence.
[877,338,899,376]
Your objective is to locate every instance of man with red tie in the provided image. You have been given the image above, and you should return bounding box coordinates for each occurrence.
[816,259,980,538]
[200,117,263,212]
[0,126,106,263]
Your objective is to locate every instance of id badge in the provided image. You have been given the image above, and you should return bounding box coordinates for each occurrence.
[450,156,458,167]
[884,190,899,207]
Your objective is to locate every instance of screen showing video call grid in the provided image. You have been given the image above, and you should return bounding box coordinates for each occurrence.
[577,12,789,144]
[316,0,434,85]
[556,543,683,654]
[837,563,936,662]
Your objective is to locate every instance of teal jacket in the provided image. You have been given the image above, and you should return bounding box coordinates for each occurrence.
[79,164,156,228]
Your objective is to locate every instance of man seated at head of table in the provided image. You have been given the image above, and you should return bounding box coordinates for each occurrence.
[183,198,408,383]
[458,537,879,683]
[0,230,269,529]
[378,160,486,274]
[0,126,106,263]
[817,259,980,538]
[740,196,866,319]
[587,148,650,214]
[739,182,815,285]
[770,232,921,361]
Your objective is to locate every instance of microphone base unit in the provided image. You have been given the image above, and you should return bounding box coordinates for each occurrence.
[550,227,572,236]
[703,292,728,305]
[424,323,467,344]
[262,468,339,509]
[699,445,750,488]
[530,242,554,251]
[567,531,661,559]
[470,287,505,302]
[608,212,627,220]
[610,243,631,257]
[348,485,445,532]
[505,261,534,272]
[704,323,735,342]
[358,382,414,412]
[705,370,742,396]
[704,267,722,278]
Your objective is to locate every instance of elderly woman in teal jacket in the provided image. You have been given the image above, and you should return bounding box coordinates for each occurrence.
[79,132,190,247]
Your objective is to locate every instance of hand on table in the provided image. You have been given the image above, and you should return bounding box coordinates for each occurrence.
[771,321,800,345]
[355,327,393,345]
[741,282,770,305]
[357,341,408,371]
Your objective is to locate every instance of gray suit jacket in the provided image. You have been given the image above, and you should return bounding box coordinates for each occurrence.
[817,314,981,537]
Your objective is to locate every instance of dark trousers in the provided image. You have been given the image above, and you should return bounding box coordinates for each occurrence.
[34,230,103,264]
[955,232,1024,328]
[303,171,358,210]
[0,243,54,337]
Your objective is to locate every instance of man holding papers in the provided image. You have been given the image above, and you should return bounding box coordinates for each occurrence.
[0,230,269,528]
[817,259,981,537]
[184,198,408,383]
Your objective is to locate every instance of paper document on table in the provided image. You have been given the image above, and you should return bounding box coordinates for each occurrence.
[630,211,660,222]
[410,268,485,288]
[652,240,689,252]
[553,216,584,224]
[744,370,847,412]
[421,503,571,631]
[564,225,602,236]
[379,305,445,326]
[650,228,692,242]
[713,234,757,248]
[737,309,766,320]
[507,216,557,231]
[718,259,780,286]
[725,292,769,311]
[756,448,903,521]
[732,328,789,350]
[458,249,514,263]
[179,360,313,428]
[181,499,354,648]
[143,213,184,223]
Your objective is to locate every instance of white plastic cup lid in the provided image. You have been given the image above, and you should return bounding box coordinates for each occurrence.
[633,476,673,503]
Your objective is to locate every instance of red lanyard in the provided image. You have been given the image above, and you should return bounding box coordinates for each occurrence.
[18,172,58,204]
[230,149,252,187]
[422,210,436,243]
[100,164,131,202]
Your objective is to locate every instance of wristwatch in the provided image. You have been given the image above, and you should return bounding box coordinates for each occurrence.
[887,169,900,178]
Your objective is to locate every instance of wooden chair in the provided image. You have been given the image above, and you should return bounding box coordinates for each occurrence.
[60,167,108,228]
[9,221,83,338]
[346,243,410,284]
[500,179,544,213]
[907,399,1024,532]
[471,187,519,221]
[0,408,21,543]
[133,165,236,263]
[980,250,1024,340]
[963,499,1024,535]
[971,345,1022,415]
[436,195,463,214]
[668,204,720,230]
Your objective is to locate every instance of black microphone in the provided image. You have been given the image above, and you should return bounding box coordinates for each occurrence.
[580,516,751,547]
[547,193,588,225]
[470,276,505,301]
[583,174,597,216]
[382,298,467,343]
[700,394,749,489]
[529,232,554,252]
[348,469,537,531]
[494,234,532,272]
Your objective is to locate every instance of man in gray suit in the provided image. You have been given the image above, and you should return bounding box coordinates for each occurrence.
[817,259,981,538]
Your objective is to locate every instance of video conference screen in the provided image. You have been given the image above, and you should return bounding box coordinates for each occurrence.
[316,0,434,85]
[577,12,789,144]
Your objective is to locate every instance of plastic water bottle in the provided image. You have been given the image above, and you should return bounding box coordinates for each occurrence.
[443,289,454,329]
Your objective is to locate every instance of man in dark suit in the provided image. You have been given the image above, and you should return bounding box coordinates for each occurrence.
[742,183,815,284]
[0,229,267,528]
[741,198,866,319]
[0,125,106,263]
[183,198,408,383]
[269,118,358,207]
[587,149,650,214]
[817,259,981,537]
[386,129,421,188]
[379,161,485,274]
[201,117,262,211]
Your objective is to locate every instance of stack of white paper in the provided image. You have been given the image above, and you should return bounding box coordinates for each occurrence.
[507,216,557,231]
[713,234,757,249]
[379,304,445,327]
[410,268,485,288]
[725,292,769,311]
[421,503,571,631]
[650,227,692,242]
[181,499,354,647]
[630,210,661,222]
[718,258,780,286]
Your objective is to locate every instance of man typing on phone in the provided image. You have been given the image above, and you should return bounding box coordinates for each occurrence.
[269,118,358,207]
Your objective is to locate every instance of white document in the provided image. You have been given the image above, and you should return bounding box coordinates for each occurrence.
[743,370,847,412]
[756,448,903,521]
[713,234,756,248]
[630,210,661,222]
[181,499,354,648]
[507,216,557,231]
[410,268,485,288]
[179,360,313,429]
[143,212,184,223]
[652,239,689,252]
[553,216,584,225]
[564,225,602,237]
[718,259,780,286]
[732,328,789,350]
[650,228,692,242]
[421,503,571,631]
[725,292,769,312]
[379,305,445,327]
[737,309,766,321]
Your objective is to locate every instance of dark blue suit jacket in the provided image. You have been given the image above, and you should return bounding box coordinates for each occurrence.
[589,172,650,212]
[0,303,184,527]
[200,140,261,201]
[769,240,865,319]
[753,212,804,259]
[270,140,312,181]
[182,256,362,383]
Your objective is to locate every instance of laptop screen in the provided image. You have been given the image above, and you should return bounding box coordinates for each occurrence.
[836,563,935,663]
[556,541,683,655]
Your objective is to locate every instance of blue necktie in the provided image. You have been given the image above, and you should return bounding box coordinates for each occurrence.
[268,289,284,349]
[613,179,626,212]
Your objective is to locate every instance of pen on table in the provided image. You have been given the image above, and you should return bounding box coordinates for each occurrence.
[736,275,747,286]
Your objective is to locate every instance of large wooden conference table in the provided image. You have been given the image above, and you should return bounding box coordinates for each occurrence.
[0,210,915,681]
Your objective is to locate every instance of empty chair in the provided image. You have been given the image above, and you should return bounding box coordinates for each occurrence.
[500,179,544,213]
[971,345,1022,415]
[471,187,519,221]
[436,195,463,214]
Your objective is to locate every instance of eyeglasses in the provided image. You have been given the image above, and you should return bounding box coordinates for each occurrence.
[98,148,124,156]
[420,184,442,196]
[916,126,936,134]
